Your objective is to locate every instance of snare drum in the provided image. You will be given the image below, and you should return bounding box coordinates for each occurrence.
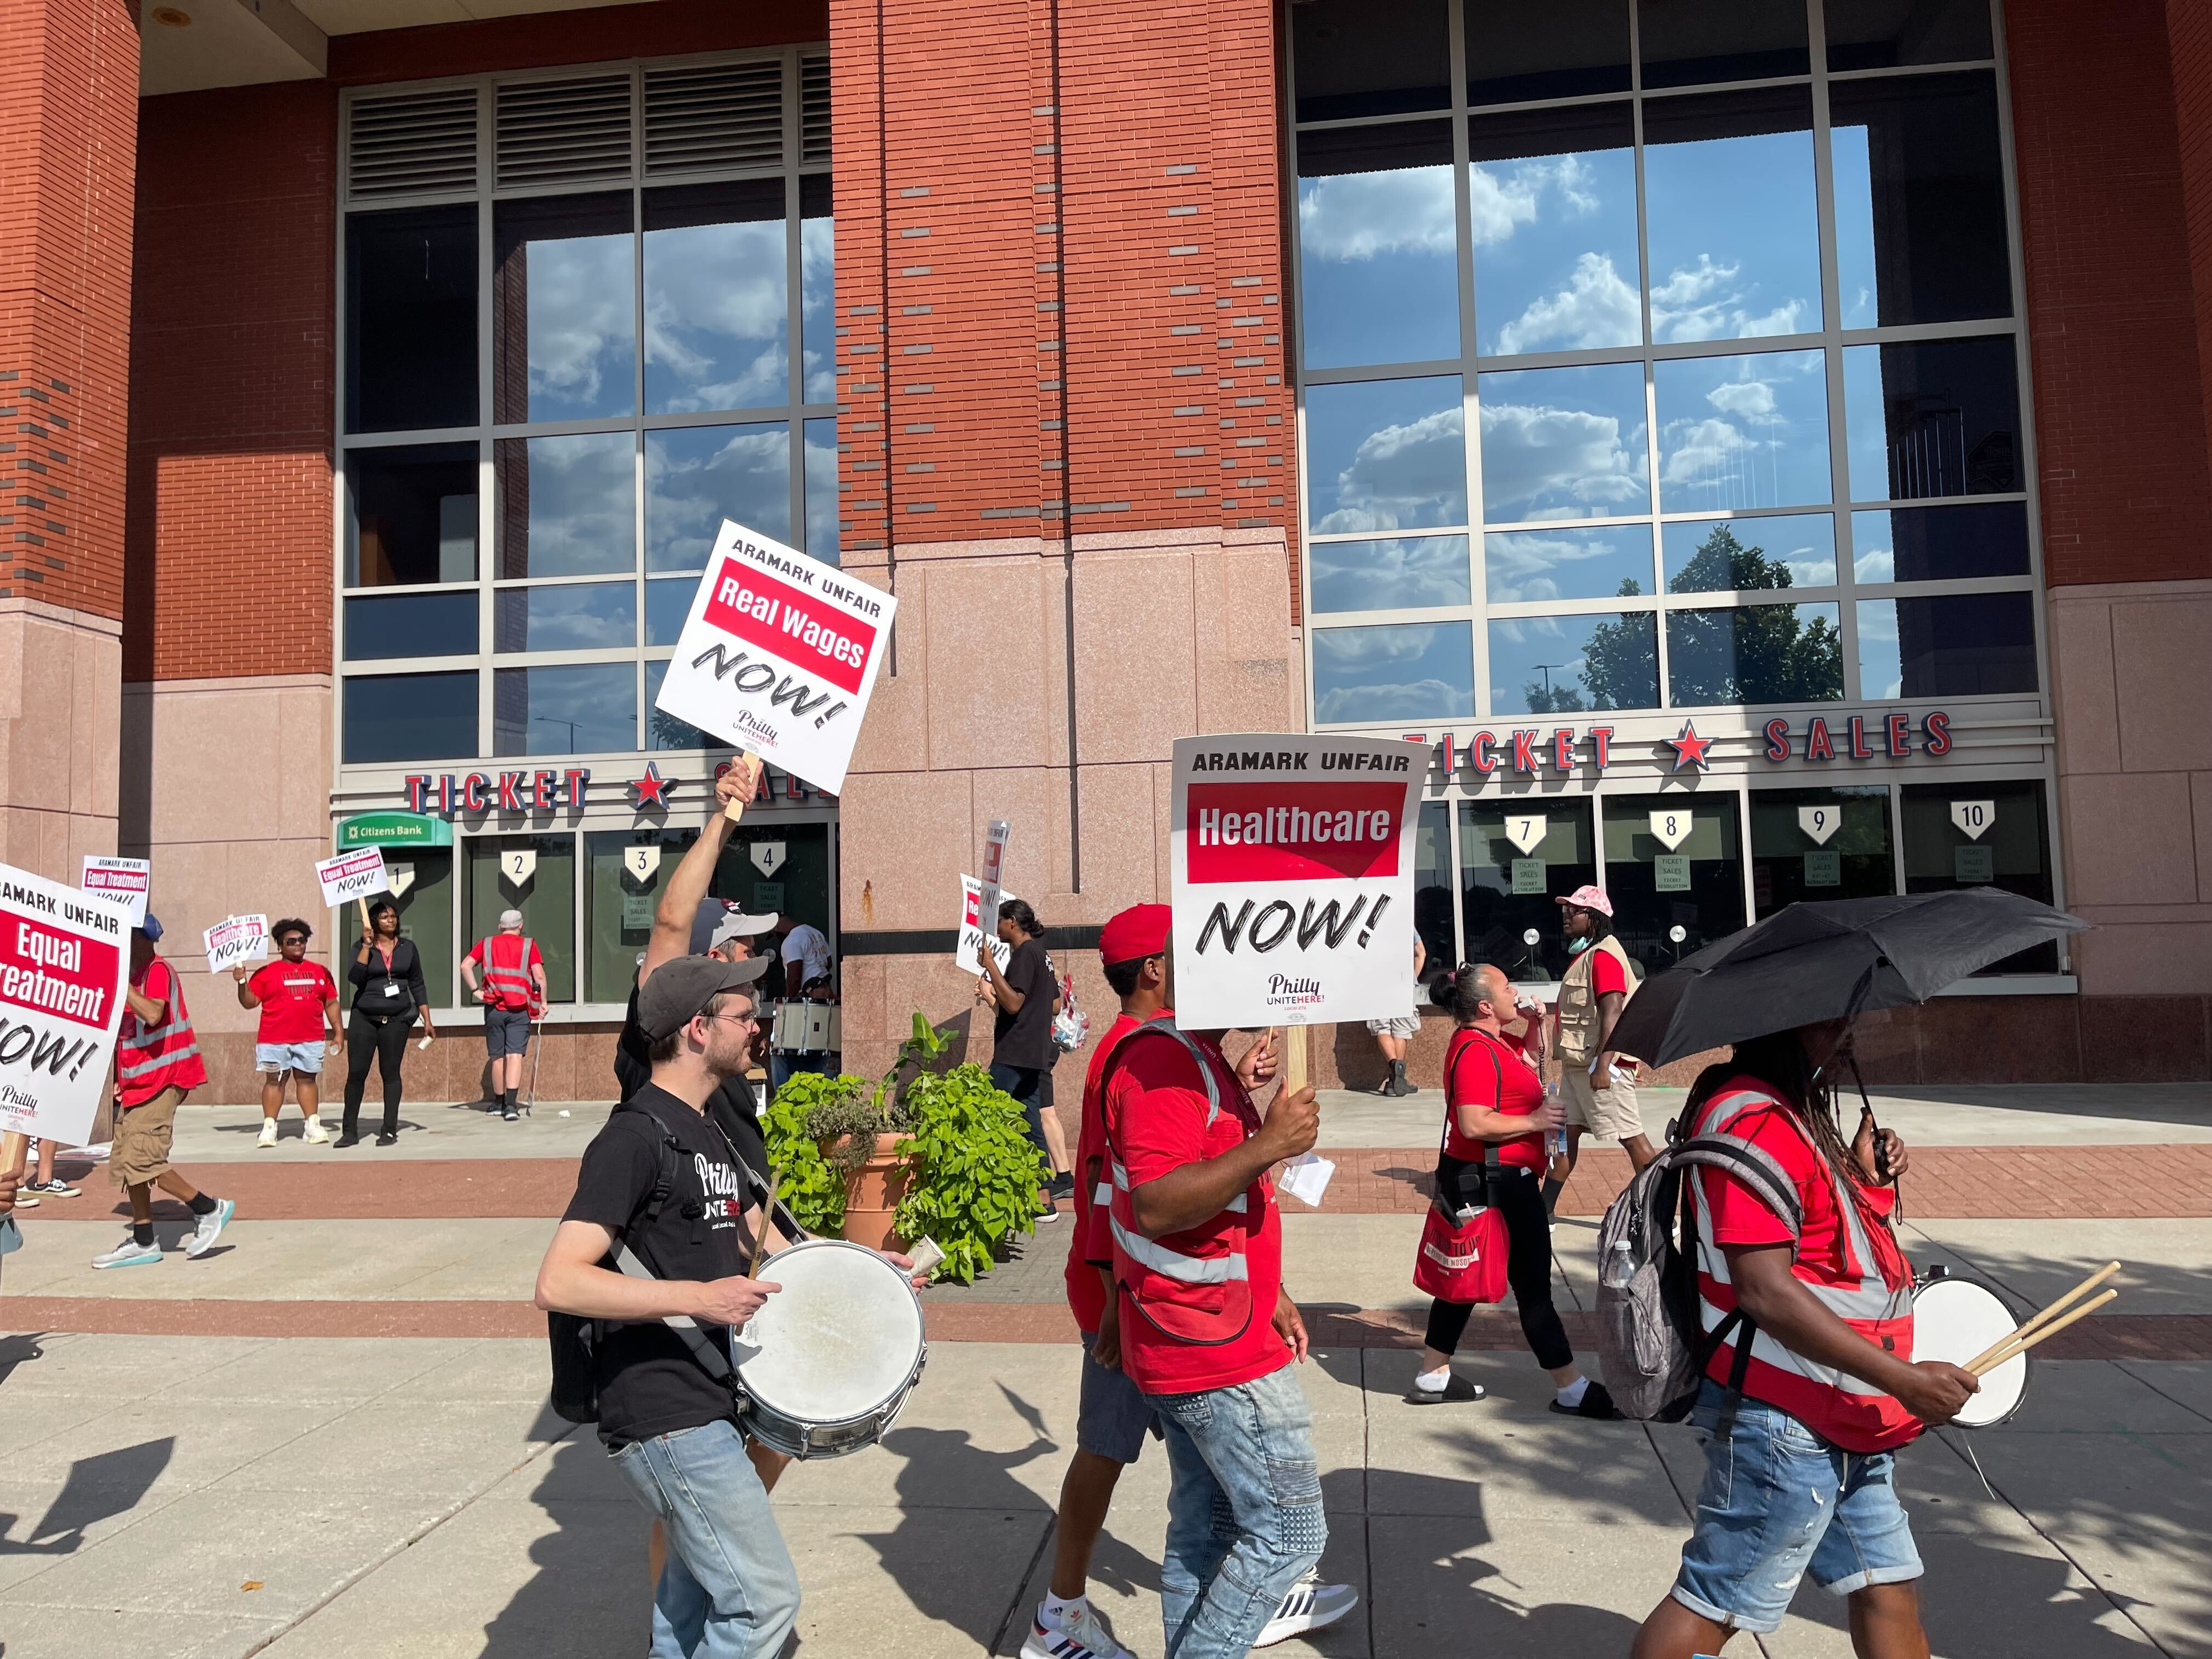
[1911,1276,2029,1428]
[769,999,842,1055]
[735,1238,927,1459]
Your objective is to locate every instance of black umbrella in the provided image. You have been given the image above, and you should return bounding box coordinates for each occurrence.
[1608,888,2087,1069]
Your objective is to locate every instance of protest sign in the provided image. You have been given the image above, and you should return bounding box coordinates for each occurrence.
[954,875,1022,976]
[653,519,897,795]
[0,860,131,1147]
[204,914,270,977]
[316,847,389,908]
[1169,733,1425,1030]
[81,855,151,927]
[975,819,1010,942]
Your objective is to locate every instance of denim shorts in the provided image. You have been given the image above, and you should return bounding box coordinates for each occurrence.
[1076,1331,1154,1464]
[1670,1379,1922,1634]
[255,1040,325,1075]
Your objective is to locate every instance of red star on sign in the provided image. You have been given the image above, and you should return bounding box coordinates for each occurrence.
[1667,720,1715,772]
[629,761,672,808]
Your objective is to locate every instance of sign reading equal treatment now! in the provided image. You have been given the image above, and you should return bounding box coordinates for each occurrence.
[654,519,898,796]
[1170,734,1425,1030]
[0,860,131,1147]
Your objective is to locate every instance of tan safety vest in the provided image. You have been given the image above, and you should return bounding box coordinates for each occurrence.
[1556,934,1635,1067]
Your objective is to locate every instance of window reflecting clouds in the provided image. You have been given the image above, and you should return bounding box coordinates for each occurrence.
[1643,91,1822,343]
[1311,535,1472,614]
[1468,105,1639,357]
[1313,622,1475,723]
[494,195,636,425]
[1663,514,1834,591]
[646,422,792,570]
[493,582,637,653]
[493,663,638,757]
[1478,362,1648,523]
[1486,525,1652,603]
[1305,377,1467,533]
[804,416,840,560]
[1655,349,1830,513]
[1489,611,1658,713]
[495,432,637,578]
[1299,124,1460,369]
[801,177,834,405]
[645,181,788,415]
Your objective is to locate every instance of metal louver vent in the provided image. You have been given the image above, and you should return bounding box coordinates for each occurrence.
[495,75,634,189]
[644,59,784,175]
[348,87,478,200]
[801,54,831,164]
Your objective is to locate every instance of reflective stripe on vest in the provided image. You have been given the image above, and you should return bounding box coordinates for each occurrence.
[118,968,207,1095]
[1109,1155,1246,1213]
[476,935,536,1006]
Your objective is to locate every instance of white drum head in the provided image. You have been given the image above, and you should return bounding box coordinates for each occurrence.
[1913,1278,2027,1428]
[738,1239,924,1421]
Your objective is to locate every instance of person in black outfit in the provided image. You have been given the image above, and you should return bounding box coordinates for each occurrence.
[342,898,435,1147]
[974,897,1072,1217]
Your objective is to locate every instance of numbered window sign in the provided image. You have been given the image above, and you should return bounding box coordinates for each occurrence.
[500,848,537,889]
[1505,814,1547,854]
[1648,808,1693,851]
[386,862,416,898]
[623,844,662,884]
[1949,800,1996,841]
[1797,804,1841,846]
[750,841,787,877]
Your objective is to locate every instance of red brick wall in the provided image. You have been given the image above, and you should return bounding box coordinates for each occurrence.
[329,0,826,85]
[830,0,1293,561]
[125,83,338,682]
[2169,0,2212,484]
[0,0,138,618]
[2007,0,2212,587]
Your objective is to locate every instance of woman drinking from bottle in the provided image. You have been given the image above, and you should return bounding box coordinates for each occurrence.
[342,898,435,1147]
[1408,961,1619,1418]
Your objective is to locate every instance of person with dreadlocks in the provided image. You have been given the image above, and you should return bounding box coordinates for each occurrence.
[1631,1021,1979,1659]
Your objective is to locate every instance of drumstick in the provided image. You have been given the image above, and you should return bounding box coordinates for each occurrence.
[747,1164,780,1279]
[1970,1288,2117,1376]
[1963,1260,2121,1374]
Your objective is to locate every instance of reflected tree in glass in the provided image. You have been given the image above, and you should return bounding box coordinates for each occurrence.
[1661,524,1844,705]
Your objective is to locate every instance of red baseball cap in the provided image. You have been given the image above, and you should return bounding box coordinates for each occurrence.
[1098,903,1171,965]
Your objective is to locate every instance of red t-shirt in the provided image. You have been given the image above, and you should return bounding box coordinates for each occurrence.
[1065,1010,1143,1333]
[1106,1031,1288,1396]
[1693,1077,1918,1453]
[247,960,337,1044]
[1441,1026,1546,1171]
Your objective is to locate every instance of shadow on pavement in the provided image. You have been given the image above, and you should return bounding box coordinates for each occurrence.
[0,1438,174,1557]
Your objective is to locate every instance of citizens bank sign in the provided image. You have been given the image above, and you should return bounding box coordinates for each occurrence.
[1400,709,1956,778]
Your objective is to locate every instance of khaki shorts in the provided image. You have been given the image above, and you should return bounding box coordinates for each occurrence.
[111,1086,187,1187]
[1366,1015,1420,1039]
[1564,1063,1642,1142]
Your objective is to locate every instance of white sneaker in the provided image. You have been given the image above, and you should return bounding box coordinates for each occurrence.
[13,1190,36,1208]
[91,1237,161,1269]
[1019,1602,1134,1659]
[302,1120,330,1144]
[257,1120,278,1148]
[1255,1572,1357,1647]
[184,1197,236,1259]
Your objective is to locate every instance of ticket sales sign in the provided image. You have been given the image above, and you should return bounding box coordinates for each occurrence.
[0,861,131,1147]
[654,520,896,796]
[1170,734,1425,1030]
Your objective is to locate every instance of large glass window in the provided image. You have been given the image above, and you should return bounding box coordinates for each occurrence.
[1458,799,1595,980]
[1750,786,1895,916]
[465,836,577,1003]
[345,849,453,1011]
[1601,792,1746,975]
[1413,802,1455,977]
[1900,781,2057,972]
[1293,5,2036,723]
[340,52,831,763]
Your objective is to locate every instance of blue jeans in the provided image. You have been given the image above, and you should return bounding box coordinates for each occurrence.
[609,1420,801,1658]
[769,1048,832,1100]
[1670,1379,1923,1635]
[1147,1361,1326,1659]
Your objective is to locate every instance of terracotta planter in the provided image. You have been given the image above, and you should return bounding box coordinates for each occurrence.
[827,1132,911,1250]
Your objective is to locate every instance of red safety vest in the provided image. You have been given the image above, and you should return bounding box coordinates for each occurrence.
[1100,1017,1259,1347]
[474,933,540,1011]
[117,958,209,1108]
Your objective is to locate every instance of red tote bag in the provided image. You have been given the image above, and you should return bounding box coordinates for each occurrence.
[1412,1199,1509,1303]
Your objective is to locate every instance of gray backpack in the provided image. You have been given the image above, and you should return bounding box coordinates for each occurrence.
[1594,1131,1802,1422]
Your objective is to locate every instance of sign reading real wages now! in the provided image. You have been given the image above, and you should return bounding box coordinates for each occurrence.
[0,860,131,1147]
[654,519,897,796]
[1170,733,1426,1030]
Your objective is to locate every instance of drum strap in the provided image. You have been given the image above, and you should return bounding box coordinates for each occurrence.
[612,1242,738,1384]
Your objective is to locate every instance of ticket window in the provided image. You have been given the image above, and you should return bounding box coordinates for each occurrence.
[584,827,698,1004]
[1601,793,1747,978]
[344,848,452,1010]
[1750,786,1897,918]
[1413,802,1454,979]
[719,823,834,993]
[463,834,577,1002]
[1901,781,2058,973]
[1459,800,1597,983]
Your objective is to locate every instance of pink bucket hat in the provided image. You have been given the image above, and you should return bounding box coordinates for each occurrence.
[1555,884,1613,917]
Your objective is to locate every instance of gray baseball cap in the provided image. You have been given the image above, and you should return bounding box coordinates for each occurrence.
[636,953,769,1041]
[708,908,778,951]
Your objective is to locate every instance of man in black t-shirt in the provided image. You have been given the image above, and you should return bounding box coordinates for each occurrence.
[537,950,797,1657]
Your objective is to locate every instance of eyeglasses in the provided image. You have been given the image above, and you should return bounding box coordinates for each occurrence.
[701,1011,759,1029]
[276,937,308,947]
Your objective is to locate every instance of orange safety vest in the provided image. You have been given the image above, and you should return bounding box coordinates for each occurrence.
[117,958,209,1107]
[473,933,540,1011]
[1100,1017,1260,1347]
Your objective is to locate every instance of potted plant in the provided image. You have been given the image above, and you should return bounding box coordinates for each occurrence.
[761,1012,1047,1284]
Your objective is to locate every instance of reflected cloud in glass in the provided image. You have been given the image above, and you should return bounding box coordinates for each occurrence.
[1856,597,1902,698]
[645,577,695,646]
[801,179,835,403]
[1310,534,1470,614]
[1642,91,1822,343]
[1312,621,1474,723]
[1488,611,1658,713]
[1478,361,1649,524]
[1298,124,1460,369]
[645,658,714,751]
[494,195,636,425]
[497,431,637,578]
[1468,106,1639,357]
[493,582,637,653]
[804,417,839,561]
[1305,377,1467,533]
[1655,349,1830,513]
[1662,514,1834,591]
[1485,525,1652,603]
[646,422,792,571]
[493,662,638,757]
[644,181,789,415]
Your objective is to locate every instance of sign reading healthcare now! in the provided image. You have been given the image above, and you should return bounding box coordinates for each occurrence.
[0,860,131,1147]
[1170,734,1425,1030]
[654,519,897,796]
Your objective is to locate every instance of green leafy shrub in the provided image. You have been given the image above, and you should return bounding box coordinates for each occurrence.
[763,1012,1046,1283]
